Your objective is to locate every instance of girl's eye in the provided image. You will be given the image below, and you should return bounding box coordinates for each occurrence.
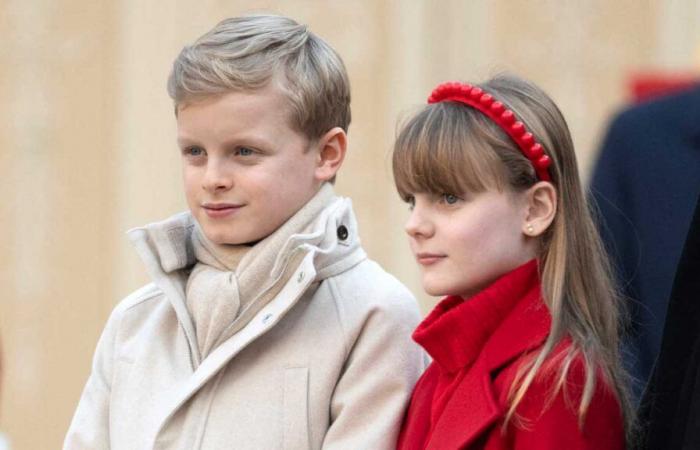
[442,194,460,204]
[404,195,415,210]
[237,147,255,156]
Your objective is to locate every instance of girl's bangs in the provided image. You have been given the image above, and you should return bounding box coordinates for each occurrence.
[392,103,504,201]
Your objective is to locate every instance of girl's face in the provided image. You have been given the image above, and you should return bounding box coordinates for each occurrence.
[405,189,537,299]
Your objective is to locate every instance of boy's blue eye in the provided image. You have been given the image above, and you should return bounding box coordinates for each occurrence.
[185,146,205,157]
[237,147,255,156]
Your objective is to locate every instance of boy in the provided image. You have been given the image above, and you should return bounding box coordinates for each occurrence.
[64,14,424,450]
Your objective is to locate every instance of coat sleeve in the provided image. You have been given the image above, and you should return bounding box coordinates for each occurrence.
[511,360,625,450]
[63,304,123,450]
[321,283,427,450]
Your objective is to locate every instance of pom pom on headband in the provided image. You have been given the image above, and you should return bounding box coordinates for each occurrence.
[427,81,552,182]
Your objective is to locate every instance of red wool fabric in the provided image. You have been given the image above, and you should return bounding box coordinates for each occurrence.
[398,260,624,450]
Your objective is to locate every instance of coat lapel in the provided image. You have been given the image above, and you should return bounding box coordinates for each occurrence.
[426,360,501,449]
[426,284,552,449]
[152,253,318,439]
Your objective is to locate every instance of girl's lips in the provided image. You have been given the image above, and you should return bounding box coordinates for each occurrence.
[416,254,446,266]
[202,204,243,218]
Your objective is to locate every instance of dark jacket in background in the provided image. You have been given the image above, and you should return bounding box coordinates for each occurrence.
[590,87,700,396]
[636,194,700,450]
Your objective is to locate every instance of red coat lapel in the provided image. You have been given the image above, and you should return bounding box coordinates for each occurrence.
[425,359,500,449]
[425,279,551,449]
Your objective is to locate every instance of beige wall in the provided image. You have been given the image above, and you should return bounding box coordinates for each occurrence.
[1,1,699,448]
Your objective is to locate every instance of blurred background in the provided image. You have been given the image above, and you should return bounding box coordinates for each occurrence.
[1,0,699,448]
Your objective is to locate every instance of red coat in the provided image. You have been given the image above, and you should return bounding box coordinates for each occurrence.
[398,260,624,450]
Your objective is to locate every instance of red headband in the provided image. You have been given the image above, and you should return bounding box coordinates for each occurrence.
[427,81,552,182]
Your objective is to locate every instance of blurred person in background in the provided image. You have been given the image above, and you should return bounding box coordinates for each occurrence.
[590,84,700,400]
[633,193,700,449]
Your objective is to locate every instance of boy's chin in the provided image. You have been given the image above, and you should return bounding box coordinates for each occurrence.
[207,233,262,246]
[199,227,263,246]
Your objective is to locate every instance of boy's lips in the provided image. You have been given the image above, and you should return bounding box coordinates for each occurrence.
[415,252,446,266]
[202,202,244,218]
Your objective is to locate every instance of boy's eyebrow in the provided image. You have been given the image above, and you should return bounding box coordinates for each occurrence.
[220,135,275,150]
[177,135,200,147]
[176,134,277,150]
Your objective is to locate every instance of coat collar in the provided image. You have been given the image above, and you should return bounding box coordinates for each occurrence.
[421,260,552,450]
[125,190,367,370]
[127,193,369,441]
[413,260,541,373]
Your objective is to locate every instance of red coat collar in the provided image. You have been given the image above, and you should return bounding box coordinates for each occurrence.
[413,259,545,373]
[413,259,553,449]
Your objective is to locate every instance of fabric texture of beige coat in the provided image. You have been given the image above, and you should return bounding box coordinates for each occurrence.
[64,193,426,450]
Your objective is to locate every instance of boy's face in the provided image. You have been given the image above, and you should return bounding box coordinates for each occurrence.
[176,85,323,245]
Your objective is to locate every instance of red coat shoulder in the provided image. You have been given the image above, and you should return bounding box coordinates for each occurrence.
[490,349,625,450]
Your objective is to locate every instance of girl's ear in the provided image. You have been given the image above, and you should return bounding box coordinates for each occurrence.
[522,181,557,237]
[314,127,347,182]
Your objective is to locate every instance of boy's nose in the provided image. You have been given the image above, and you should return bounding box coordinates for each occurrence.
[202,164,233,192]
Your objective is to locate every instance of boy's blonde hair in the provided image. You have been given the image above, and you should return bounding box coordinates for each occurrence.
[393,74,633,436]
[167,14,351,140]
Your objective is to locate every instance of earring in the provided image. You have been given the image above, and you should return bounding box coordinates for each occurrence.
[526,224,535,235]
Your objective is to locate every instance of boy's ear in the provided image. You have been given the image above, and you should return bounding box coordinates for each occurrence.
[522,181,557,237]
[314,127,347,182]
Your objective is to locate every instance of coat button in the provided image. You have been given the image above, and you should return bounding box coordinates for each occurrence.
[297,271,305,283]
[337,225,349,241]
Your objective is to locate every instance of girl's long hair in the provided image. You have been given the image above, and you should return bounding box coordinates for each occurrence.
[393,74,633,436]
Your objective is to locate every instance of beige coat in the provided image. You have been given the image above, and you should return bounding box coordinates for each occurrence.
[64,197,425,450]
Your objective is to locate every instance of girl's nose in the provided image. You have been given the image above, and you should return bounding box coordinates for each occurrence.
[404,207,434,239]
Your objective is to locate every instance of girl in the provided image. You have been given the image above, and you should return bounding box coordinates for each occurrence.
[394,75,632,449]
